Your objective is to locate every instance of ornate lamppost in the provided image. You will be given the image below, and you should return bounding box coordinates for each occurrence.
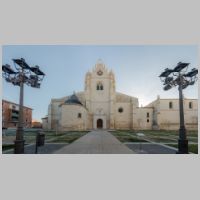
[159,62,198,154]
[2,58,45,154]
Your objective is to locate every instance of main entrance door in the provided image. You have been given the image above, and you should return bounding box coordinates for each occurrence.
[97,119,103,129]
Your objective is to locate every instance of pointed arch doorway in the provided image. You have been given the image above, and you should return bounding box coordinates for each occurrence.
[97,119,103,129]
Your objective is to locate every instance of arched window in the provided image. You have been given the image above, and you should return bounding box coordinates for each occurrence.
[97,82,103,90]
[169,102,173,109]
[189,102,193,109]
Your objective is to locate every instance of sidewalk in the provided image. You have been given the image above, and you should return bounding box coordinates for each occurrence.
[53,130,135,154]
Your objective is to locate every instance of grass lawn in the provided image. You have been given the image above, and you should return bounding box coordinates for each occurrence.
[49,131,88,143]
[2,131,88,152]
[111,130,198,145]
[2,144,29,151]
[2,130,88,150]
[187,137,198,143]
[2,144,15,151]
[111,131,148,143]
[137,130,198,137]
[146,137,177,143]
[139,130,198,143]
[111,130,198,154]
[166,144,198,154]
[2,130,68,144]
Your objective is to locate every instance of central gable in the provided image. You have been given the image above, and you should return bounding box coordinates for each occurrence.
[91,59,110,78]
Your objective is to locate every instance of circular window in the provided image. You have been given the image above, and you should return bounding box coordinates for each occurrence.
[97,70,103,76]
[118,107,123,113]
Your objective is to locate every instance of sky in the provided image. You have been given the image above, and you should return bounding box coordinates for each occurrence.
[2,45,198,121]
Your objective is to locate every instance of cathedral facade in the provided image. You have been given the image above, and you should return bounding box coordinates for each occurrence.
[42,61,198,131]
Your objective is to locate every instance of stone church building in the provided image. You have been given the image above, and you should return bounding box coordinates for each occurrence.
[42,61,198,131]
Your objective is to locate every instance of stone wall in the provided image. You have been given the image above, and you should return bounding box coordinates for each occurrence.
[115,102,132,129]
[133,107,153,130]
[60,104,88,131]
[155,99,198,130]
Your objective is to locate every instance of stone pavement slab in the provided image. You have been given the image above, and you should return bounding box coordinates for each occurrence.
[125,143,177,154]
[53,130,135,154]
[3,143,67,154]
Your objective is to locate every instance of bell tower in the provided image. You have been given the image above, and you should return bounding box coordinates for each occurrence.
[84,60,116,129]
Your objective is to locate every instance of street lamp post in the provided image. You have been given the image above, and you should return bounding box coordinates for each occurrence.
[159,62,198,154]
[15,66,25,153]
[178,74,188,153]
[2,58,45,154]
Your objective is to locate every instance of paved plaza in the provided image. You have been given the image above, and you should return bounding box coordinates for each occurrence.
[53,130,135,154]
[3,130,191,154]
[3,130,135,154]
